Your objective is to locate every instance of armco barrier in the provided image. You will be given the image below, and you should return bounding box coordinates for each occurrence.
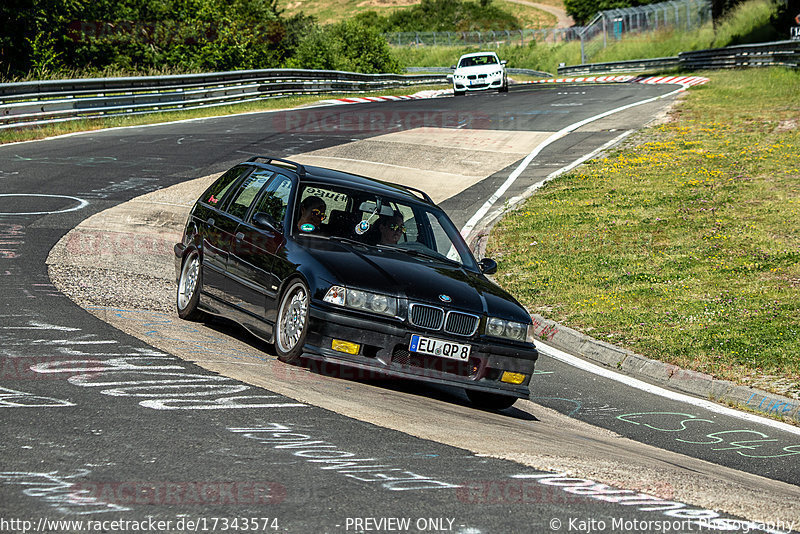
[0,69,448,129]
[559,40,800,76]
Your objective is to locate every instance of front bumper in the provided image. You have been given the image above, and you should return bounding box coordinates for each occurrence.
[304,304,537,399]
[453,72,505,92]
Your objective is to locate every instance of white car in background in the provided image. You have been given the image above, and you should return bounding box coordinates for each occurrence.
[450,52,508,96]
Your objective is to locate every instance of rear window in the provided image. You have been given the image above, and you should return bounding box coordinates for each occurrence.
[225,169,274,220]
[202,166,249,207]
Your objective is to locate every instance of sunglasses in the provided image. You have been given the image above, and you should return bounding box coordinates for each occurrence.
[310,208,326,220]
[388,223,406,233]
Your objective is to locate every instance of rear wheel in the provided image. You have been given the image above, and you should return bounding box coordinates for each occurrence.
[466,389,516,410]
[177,250,204,321]
[275,279,310,364]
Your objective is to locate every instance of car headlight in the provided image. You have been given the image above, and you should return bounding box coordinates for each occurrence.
[485,317,531,342]
[324,286,397,317]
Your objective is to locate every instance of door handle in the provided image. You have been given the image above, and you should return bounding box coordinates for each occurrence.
[207,217,215,226]
[235,232,245,241]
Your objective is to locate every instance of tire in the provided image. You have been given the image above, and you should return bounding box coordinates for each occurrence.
[499,76,509,93]
[274,279,310,364]
[176,250,204,321]
[466,389,517,410]
[454,90,465,96]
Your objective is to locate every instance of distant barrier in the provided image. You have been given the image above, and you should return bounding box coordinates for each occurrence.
[558,40,800,75]
[405,66,553,78]
[0,69,448,130]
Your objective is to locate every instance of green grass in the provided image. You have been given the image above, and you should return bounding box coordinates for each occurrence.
[393,41,580,74]
[487,68,800,393]
[394,0,784,73]
[0,85,449,145]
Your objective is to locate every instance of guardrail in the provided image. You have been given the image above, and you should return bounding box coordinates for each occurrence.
[0,69,449,129]
[559,40,800,75]
[405,66,553,78]
[558,57,680,76]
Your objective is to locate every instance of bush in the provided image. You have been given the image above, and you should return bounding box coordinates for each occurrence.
[289,20,401,74]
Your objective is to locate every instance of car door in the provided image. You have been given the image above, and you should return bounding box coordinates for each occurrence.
[226,170,292,321]
[219,168,277,314]
[196,165,251,301]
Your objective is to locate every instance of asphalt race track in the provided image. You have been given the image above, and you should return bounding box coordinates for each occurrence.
[1,83,799,534]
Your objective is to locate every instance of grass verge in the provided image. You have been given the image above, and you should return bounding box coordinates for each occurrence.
[0,85,449,145]
[487,68,800,396]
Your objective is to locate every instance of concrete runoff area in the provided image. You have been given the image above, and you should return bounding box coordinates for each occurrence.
[46,123,800,527]
[288,128,554,203]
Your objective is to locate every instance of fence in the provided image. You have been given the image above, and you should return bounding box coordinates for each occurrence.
[578,0,712,63]
[384,0,712,64]
[385,28,582,47]
[558,40,800,75]
[0,69,448,129]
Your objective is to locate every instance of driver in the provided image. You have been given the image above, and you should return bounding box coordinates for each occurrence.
[296,196,326,232]
[377,212,405,244]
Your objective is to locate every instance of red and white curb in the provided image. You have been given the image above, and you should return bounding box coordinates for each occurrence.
[319,89,450,105]
[521,74,709,90]
[318,76,709,106]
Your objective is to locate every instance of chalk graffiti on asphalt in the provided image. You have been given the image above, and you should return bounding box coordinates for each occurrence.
[617,412,800,458]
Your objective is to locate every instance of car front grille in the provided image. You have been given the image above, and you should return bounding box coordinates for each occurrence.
[409,304,444,330]
[392,347,479,377]
[445,311,479,336]
[408,303,479,337]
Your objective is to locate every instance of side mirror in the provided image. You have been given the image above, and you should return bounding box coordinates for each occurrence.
[253,212,280,232]
[478,258,497,275]
[450,65,457,70]
[500,60,507,66]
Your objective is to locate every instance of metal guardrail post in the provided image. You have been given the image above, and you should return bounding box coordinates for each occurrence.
[0,69,450,129]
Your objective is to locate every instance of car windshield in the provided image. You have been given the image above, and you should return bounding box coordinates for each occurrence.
[458,55,497,68]
[293,184,478,270]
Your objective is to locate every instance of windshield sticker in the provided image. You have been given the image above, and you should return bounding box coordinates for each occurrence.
[208,194,219,204]
[355,220,371,235]
[300,223,316,232]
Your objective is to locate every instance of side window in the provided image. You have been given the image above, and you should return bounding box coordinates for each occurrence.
[226,169,274,220]
[252,174,293,225]
[202,166,249,207]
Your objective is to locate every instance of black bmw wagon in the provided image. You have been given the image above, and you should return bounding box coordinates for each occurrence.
[174,156,538,409]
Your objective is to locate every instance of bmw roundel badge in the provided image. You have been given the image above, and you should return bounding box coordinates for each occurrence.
[439,294,452,303]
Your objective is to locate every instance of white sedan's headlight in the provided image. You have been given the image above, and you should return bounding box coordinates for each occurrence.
[486,317,531,342]
[324,286,397,317]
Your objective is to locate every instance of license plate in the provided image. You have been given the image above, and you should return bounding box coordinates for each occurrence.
[409,335,471,361]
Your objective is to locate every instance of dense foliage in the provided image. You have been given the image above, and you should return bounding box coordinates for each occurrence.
[353,0,521,32]
[0,0,399,78]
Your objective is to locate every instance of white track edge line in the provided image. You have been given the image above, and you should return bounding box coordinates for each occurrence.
[460,84,687,239]
[534,341,800,436]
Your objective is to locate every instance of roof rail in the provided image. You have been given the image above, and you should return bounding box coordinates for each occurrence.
[402,185,433,204]
[247,156,306,177]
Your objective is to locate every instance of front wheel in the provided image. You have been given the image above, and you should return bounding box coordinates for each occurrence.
[466,389,516,410]
[275,279,310,364]
[177,250,205,321]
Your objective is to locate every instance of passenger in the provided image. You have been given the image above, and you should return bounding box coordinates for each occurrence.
[378,213,405,245]
[296,196,326,232]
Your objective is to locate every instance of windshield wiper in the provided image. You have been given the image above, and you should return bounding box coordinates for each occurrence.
[328,235,367,247]
[379,244,461,266]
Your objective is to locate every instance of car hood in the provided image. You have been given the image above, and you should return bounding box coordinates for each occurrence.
[455,65,501,75]
[303,239,529,322]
